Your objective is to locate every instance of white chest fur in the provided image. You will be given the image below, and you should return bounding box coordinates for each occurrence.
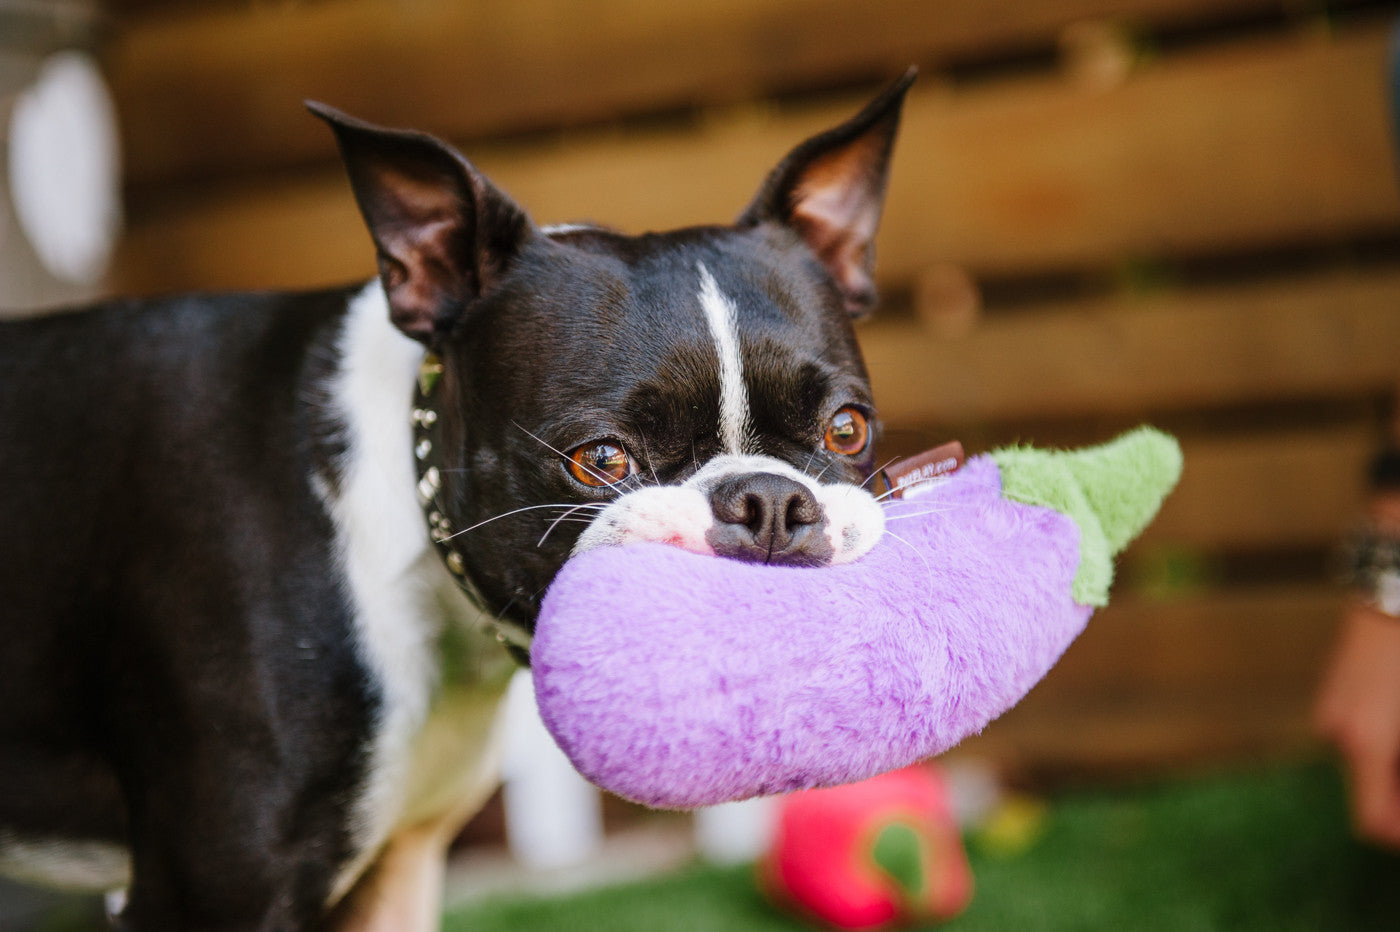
[324,283,516,900]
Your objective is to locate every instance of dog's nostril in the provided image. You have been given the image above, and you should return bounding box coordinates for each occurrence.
[740,492,767,536]
[786,494,820,529]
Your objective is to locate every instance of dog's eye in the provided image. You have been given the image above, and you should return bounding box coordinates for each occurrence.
[824,407,870,456]
[566,441,636,487]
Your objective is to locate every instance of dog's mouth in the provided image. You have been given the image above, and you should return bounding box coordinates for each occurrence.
[469,455,885,666]
[571,454,885,567]
[419,447,884,663]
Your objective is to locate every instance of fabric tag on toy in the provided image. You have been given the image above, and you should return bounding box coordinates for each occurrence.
[877,441,965,500]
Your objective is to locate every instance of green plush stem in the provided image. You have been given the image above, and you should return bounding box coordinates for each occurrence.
[991,427,1183,606]
[871,822,928,902]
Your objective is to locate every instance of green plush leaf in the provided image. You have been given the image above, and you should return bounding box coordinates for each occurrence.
[992,427,1182,606]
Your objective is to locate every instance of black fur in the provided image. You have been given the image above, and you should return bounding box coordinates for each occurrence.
[0,289,374,928]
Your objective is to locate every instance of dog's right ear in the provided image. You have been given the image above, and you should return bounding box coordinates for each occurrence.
[308,102,533,345]
[737,69,914,318]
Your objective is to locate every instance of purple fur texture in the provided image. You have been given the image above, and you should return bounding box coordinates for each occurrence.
[532,455,1093,809]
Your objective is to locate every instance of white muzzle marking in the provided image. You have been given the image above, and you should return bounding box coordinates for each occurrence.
[572,454,885,564]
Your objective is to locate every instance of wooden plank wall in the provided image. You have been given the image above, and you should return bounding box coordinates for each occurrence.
[103,0,1400,781]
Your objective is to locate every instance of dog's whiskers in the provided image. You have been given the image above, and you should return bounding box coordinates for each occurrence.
[879,527,934,588]
[860,456,900,490]
[493,594,521,624]
[872,472,961,503]
[639,437,663,488]
[881,507,950,521]
[537,501,609,548]
[442,502,603,542]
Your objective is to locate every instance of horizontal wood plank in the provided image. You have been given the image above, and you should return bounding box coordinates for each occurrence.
[109,0,1292,187]
[112,26,1398,295]
[890,25,1399,276]
[954,584,1343,772]
[1033,586,1343,702]
[888,423,1373,553]
[956,700,1321,774]
[1142,426,1373,551]
[861,269,1400,424]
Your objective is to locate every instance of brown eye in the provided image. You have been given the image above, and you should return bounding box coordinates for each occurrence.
[824,407,870,456]
[567,441,635,487]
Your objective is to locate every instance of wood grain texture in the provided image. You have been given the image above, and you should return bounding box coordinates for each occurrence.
[861,269,1400,424]
[1142,426,1373,550]
[956,585,1343,772]
[1038,586,1343,701]
[112,26,1398,295]
[109,0,1291,186]
[959,701,1322,773]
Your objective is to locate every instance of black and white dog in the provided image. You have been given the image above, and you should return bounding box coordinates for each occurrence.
[0,71,912,930]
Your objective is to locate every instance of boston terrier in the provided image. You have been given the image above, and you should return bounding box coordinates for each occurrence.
[0,70,913,930]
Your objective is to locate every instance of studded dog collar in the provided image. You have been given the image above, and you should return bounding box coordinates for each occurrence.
[411,352,532,663]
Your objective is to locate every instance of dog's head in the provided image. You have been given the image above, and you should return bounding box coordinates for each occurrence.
[314,71,912,632]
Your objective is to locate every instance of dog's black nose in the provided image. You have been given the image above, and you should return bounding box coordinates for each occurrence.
[706,473,833,566]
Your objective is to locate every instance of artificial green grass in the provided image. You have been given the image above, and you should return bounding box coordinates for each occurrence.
[442,760,1400,931]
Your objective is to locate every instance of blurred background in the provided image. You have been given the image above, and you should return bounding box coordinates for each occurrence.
[4,0,1400,929]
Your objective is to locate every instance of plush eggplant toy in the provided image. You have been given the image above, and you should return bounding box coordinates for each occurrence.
[532,427,1181,809]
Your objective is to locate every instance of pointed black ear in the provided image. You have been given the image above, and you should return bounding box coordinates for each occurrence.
[307,101,533,344]
[738,69,915,318]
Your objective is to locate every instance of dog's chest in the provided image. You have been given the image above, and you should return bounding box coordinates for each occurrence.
[327,284,517,893]
[349,553,514,841]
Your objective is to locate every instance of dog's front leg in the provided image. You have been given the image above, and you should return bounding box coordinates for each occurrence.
[319,819,458,932]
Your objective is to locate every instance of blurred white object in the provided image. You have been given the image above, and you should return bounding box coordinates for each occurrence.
[694,796,777,865]
[104,889,127,923]
[940,756,1006,827]
[499,670,603,870]
[8,50,121,285]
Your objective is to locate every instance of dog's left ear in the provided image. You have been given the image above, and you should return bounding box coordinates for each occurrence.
[308,102,533,345]
[738,68,915,318]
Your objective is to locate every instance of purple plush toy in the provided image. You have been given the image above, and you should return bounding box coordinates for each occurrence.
[532,427,1181,809]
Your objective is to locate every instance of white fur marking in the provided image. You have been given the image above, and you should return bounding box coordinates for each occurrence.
[696,264,753,455]
[323,282,514,903]
[572,485,715,556]
[572,453,884,564]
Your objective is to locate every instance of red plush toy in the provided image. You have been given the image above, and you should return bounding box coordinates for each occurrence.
[760,765,973,930]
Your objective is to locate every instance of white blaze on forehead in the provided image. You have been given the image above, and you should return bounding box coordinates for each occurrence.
[697,263,753,455]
